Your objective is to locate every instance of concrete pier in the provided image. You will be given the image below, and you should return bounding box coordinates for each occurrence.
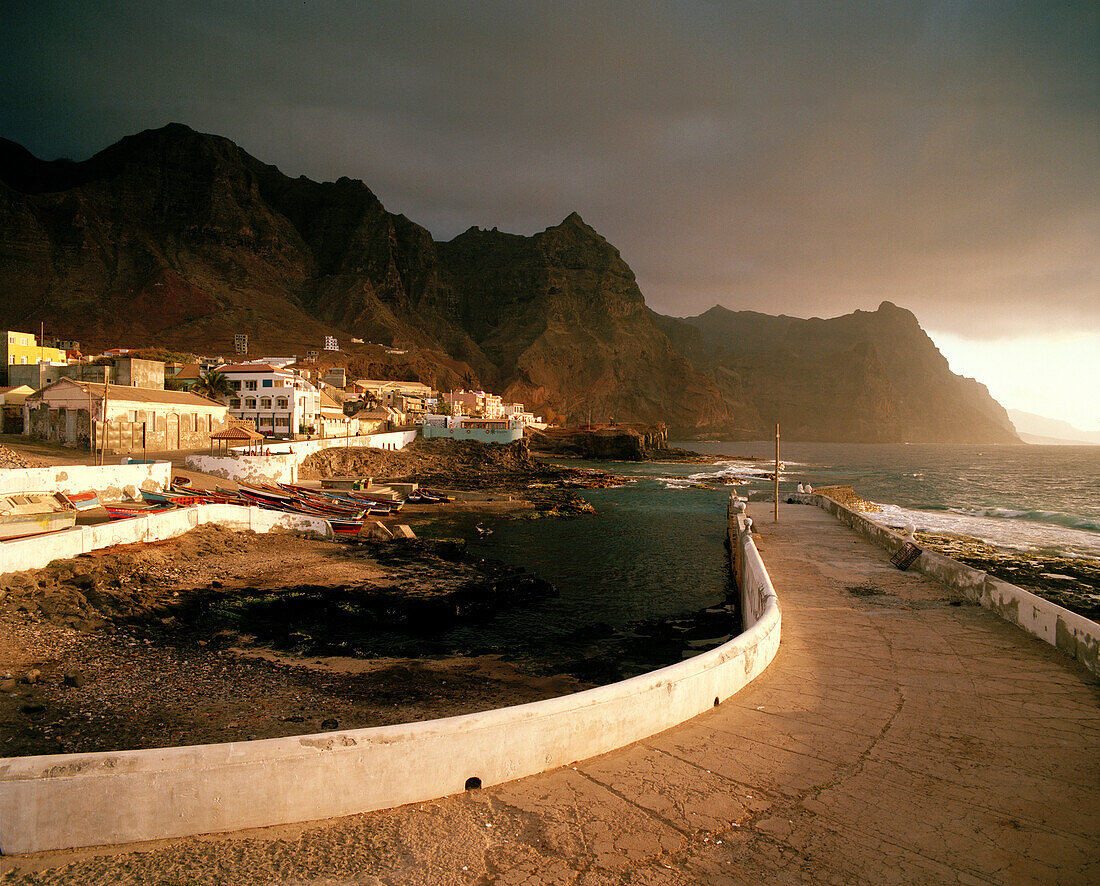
[5,503,1098,884]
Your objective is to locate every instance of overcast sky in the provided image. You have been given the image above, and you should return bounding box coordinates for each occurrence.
[3,1,1097,428]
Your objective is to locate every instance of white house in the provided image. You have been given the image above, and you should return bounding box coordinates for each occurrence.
[23,378,228,451]
[217,362,322,438]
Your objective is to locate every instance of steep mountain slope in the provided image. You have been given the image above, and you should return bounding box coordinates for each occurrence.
[438,215,732,427]
[0,124,1019,441]
[660,303,1020,443]
[0,124,729,431]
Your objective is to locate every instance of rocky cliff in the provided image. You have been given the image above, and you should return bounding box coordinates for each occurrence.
[658,303,1020,443]
[0,124,1018,442]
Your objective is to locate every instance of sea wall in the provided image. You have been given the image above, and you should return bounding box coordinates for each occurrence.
[0,499,781,854]
[185,430,419,485]
[800,493,1099,677]
[0,504,332,576]
[0,462,172,501]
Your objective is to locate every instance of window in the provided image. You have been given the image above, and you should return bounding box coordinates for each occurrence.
[276,398,288,409]
[231,380,241,390]
[260,398,272,409]
[245,398,256,410]
[275,417,289,428]
[262,379,273,388]
[245,380,257,391]
[230,398,241,409]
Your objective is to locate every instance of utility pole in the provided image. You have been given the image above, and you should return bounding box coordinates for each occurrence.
[101,367,109,466]
[774,422,780,523]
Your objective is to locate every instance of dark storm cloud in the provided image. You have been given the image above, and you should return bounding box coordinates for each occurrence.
[2,0,1096,337]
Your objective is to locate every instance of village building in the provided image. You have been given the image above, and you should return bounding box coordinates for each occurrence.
[445,389,504,418]
[421,414,523,444]
[8,355,166,392]
[23,378,228,452]
[503,401,545,427]
[349,379,433,406]
[218,362,322,438]
[0,385,35,433]
[318,389,357,438]
[1,331,67,384]
[166,363,203,389]
[322,367,347,388]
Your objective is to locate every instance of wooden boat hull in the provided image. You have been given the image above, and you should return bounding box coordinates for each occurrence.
[105,504,176,520]
[63,492,101,510]
[0,511,77,540]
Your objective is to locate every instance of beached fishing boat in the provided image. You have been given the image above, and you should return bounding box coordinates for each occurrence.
[0,492,77,540]
[140,489,217,507]
[105,503,177,520]
[61,491,101,511]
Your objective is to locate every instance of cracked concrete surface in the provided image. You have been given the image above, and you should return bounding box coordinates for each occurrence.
[3,503,1098,885]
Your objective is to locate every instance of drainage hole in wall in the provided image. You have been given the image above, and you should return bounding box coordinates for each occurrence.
[465,777,482,791]
[714,697,720,707]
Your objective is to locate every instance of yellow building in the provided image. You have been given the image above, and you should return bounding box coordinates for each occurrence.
[2,331,67,382]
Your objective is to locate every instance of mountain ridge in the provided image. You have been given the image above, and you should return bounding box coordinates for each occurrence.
[0,123,1018,442]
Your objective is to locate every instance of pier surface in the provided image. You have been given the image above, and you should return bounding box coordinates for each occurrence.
[5,503,1098,884]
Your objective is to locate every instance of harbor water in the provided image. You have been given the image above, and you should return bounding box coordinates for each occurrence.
[417,441,1098,678]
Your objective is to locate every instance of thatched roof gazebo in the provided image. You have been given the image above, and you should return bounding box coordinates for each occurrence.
[210,424,265,455]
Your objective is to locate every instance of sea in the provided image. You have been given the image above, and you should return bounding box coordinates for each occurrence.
[416,442,1099,680]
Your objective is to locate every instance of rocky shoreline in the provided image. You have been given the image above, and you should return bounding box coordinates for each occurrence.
[913,531,1100,620]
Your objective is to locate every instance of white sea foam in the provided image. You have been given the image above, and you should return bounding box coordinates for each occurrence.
[686,460,777,482]
[873,503,1100,558]
[658,477,699,489]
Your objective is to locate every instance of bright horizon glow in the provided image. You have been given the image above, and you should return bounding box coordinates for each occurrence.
[930,330,1100,433]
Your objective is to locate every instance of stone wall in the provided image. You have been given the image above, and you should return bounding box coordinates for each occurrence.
[94,412,228,454]
[0,462,171,501]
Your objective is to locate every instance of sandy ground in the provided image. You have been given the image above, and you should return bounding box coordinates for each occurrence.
[0,526,586,758]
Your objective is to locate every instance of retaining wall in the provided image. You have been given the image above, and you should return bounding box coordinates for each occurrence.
[0,499,781,854]
[799,493,1099,677]
[0,504,332,576]
[0,462,172,501]
[184,430,419,485]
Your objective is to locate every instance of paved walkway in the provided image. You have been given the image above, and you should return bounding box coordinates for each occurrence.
[4,504,1098,885]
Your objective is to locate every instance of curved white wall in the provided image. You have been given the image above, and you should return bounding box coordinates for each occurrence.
[0,504,332,576]
[185,429,419,485]
[0,501,780,854]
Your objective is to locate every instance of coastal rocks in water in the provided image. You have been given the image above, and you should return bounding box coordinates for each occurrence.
[812,485,882,513]
[527,425,668,461]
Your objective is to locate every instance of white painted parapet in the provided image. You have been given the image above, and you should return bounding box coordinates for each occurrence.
[185,430,419,485]
[0,462,172,501]
[0,501,781,854]
[803,493,1099,677]
[0,504,332,575]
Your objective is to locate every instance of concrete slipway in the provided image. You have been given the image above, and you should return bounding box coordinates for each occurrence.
[4,503,1098,884]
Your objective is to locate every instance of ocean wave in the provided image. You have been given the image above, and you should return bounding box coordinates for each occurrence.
[687,461,775,481]
[946,506,1100,533]
[658,477,700,489]
[872,503,1100,558]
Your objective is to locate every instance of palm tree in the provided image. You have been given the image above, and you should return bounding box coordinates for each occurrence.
[195,370,234,404]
